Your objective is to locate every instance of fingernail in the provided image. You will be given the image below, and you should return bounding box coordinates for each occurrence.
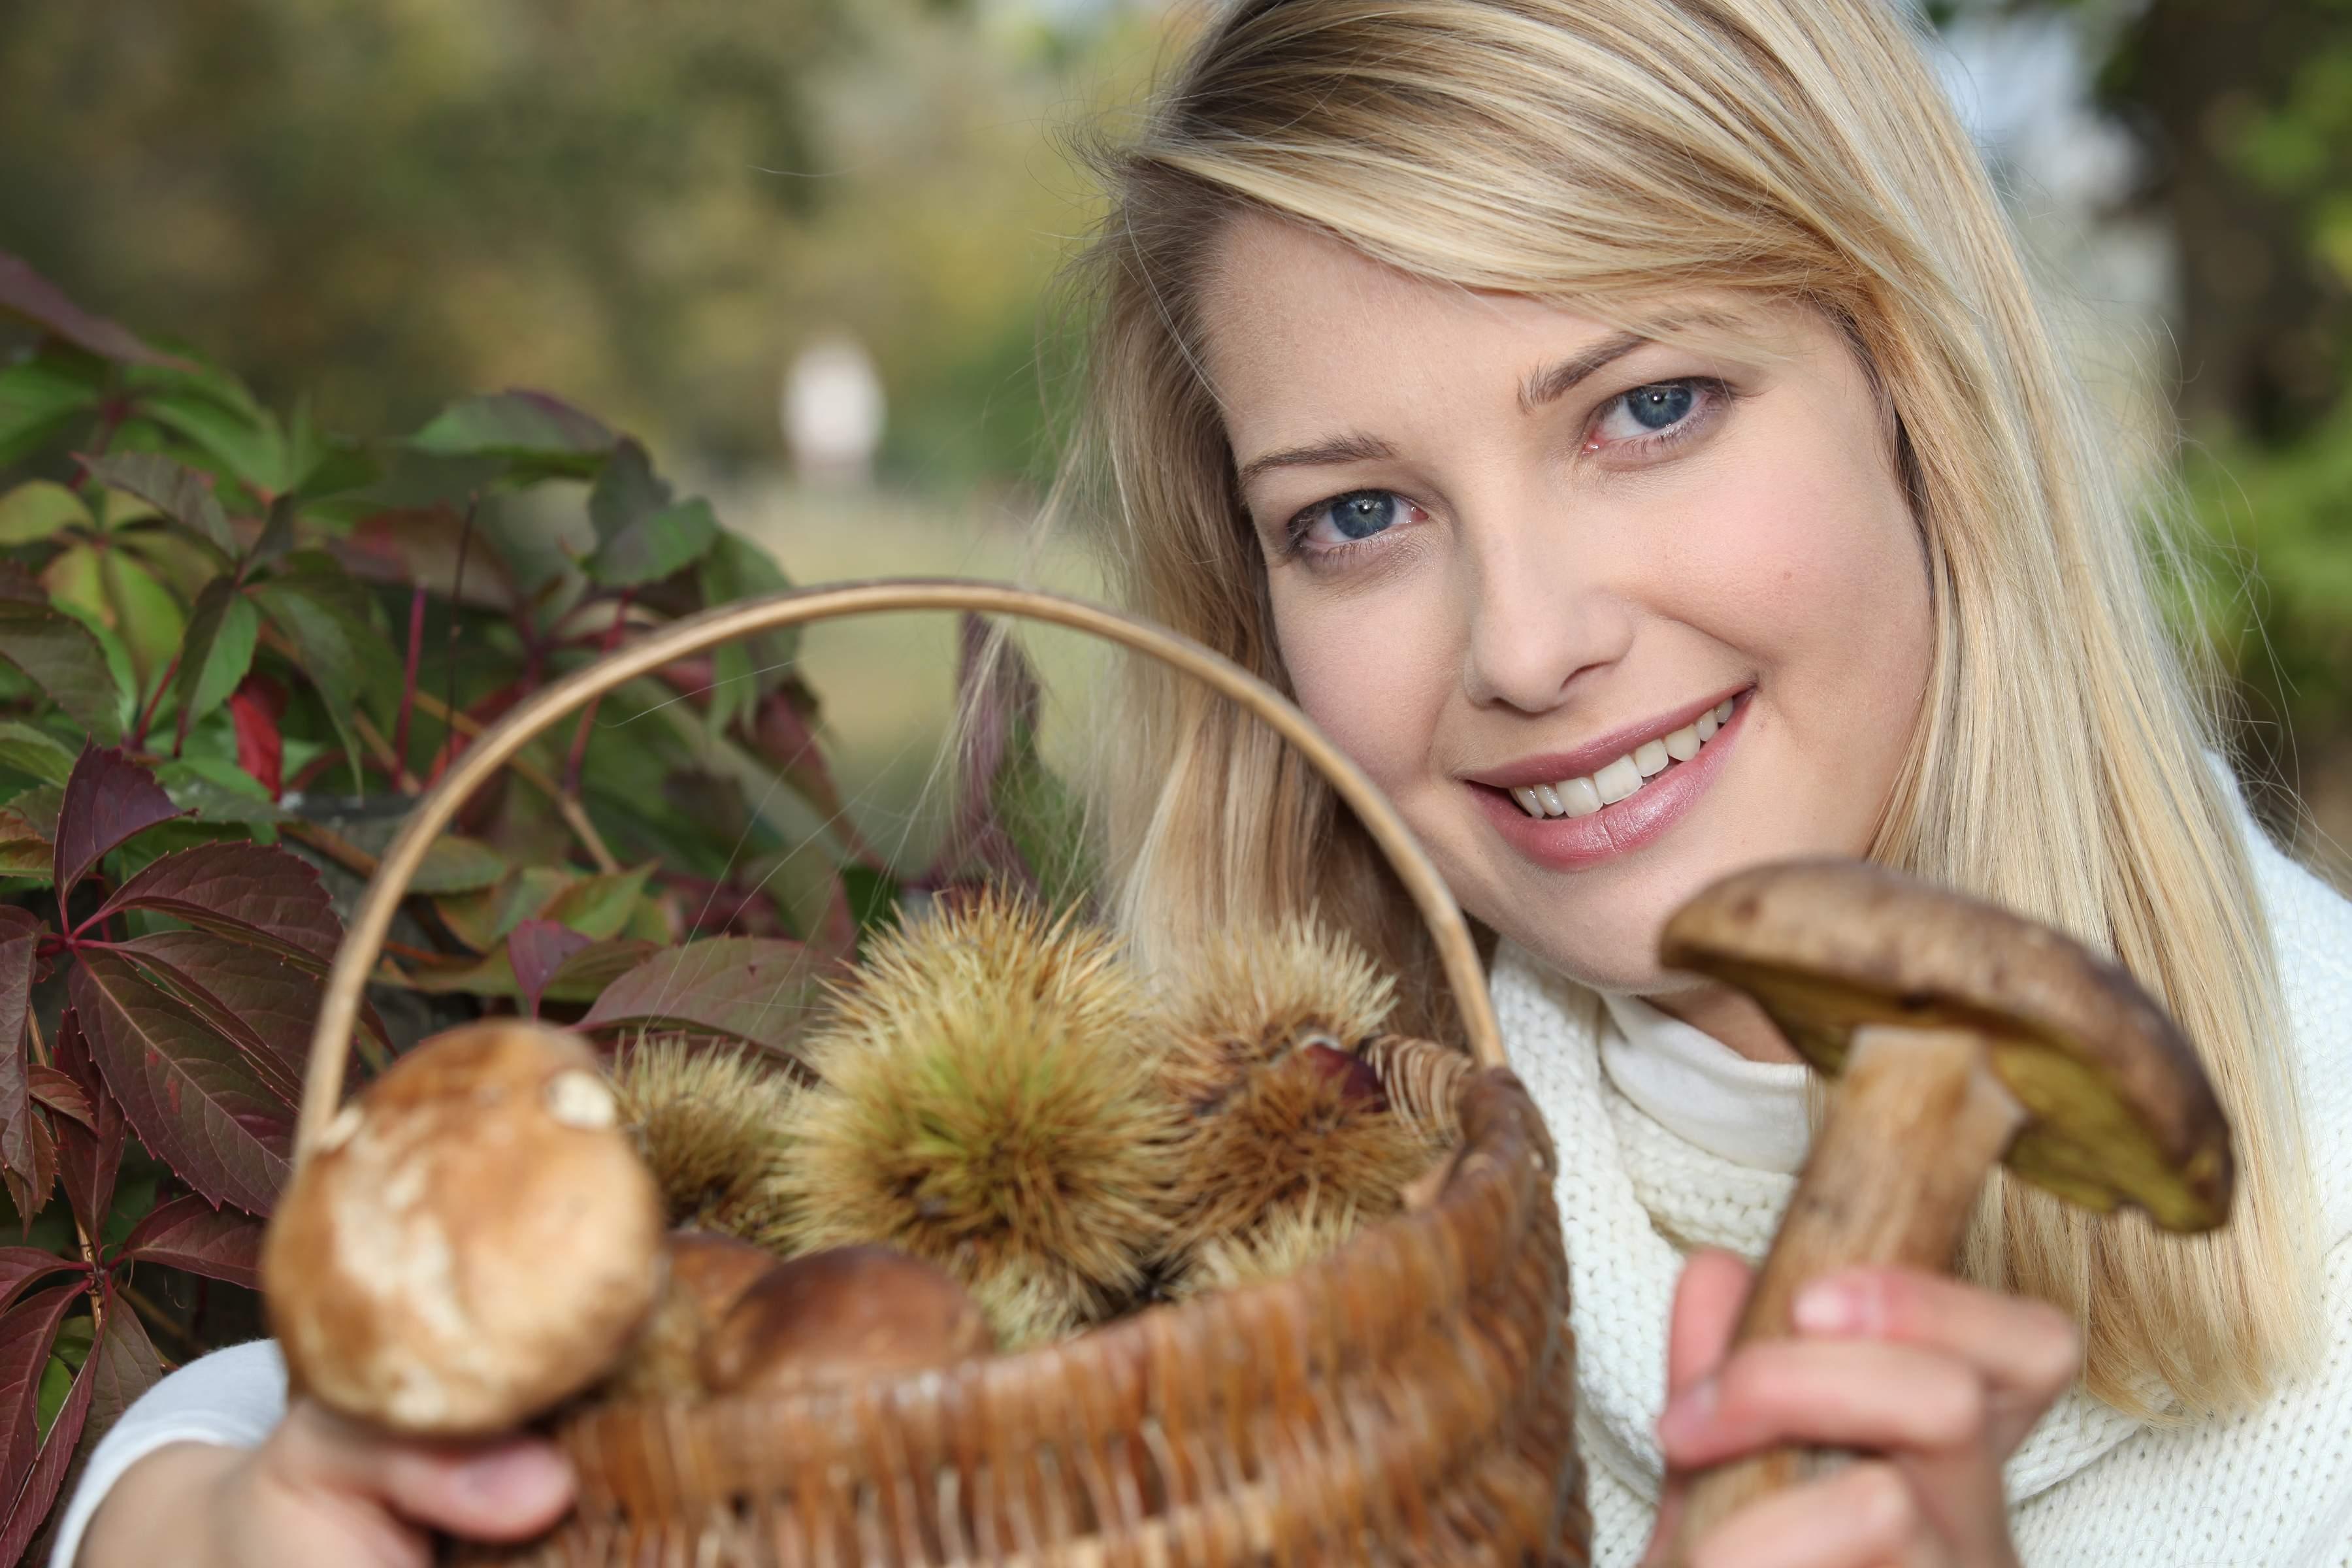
[1793,1279,1859,1334]
[1656,1377,1717,1445]
[451,1445,569,1509]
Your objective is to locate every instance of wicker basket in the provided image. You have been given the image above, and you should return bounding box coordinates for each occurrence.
[295,580,1587,1566]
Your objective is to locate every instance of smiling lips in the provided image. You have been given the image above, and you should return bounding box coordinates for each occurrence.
[1506,698,1737,819]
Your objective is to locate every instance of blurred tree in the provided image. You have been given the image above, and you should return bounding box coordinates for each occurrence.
[0,0,855,459]
[2093,0,2352,440]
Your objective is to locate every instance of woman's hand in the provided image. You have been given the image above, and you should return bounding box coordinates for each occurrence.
[74,1396,573,1568]
[1639,1250,2081,1568]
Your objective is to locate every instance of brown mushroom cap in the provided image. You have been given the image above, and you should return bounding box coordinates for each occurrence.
[698,1245,995,1397]
[263,1021,665,1435]
[1659,858,2232,1232]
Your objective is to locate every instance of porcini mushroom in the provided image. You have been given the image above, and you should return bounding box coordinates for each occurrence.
[606,1230,786,1401]
[263,1021,665,1436]
[697,1244,996,1397]
[1656,858,2232,1553]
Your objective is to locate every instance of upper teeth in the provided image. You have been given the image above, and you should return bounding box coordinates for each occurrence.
[1509,698,1736,819]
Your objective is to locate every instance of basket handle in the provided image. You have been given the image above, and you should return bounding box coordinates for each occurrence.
[297,578,1505,1161]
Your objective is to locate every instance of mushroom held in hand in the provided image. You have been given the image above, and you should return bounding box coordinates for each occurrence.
[263,1021,665,1436]
[1657,858,2232,1557]
[698,1245,996,1397]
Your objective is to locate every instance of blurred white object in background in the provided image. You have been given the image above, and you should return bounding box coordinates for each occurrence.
[783,333,887,487]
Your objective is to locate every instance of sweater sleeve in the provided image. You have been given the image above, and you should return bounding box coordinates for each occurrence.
[47,1337,287,1568]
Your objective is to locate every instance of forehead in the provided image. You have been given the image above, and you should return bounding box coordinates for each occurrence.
[1196,212,1805,405]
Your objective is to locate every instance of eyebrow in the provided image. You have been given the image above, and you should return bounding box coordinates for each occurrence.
[1516,331,1650,413]
[1233,431,1399,491]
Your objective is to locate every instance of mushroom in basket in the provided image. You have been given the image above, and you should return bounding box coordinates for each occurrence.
[1656,858,2234,1558]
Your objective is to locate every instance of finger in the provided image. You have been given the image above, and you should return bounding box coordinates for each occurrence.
[1686,1460,1929,1568]
[1669,1249,1754,1397]
[255,1400,576,1542]
[1792,1267,2078,1450]
[1793,1268,2078,1397]
[1657,1338,1988,1469]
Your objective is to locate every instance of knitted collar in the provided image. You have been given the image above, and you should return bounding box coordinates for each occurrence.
[1489,940,2151,1512]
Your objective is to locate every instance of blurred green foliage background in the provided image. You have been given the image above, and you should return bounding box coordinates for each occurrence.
[3,0,2348,879]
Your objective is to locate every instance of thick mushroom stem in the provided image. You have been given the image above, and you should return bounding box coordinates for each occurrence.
[1670,1024,2027,1558]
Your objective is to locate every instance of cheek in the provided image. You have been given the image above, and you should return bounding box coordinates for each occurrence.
[1269,585,1454,796]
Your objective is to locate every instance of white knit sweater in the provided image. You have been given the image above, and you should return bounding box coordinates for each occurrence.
[1494,819,2352,1568]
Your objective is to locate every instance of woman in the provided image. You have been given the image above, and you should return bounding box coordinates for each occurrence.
[55,1,2352,1565]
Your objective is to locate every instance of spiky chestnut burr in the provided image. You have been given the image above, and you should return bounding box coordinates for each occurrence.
[1160,919,1444,1252]
[610,1035,802,1249]
[1168,1203,1372,1299]
[774,892,1185,1349]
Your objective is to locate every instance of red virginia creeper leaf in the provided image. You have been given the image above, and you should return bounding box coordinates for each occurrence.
[580,938,826,1056]
[0,907,42,1208]
[69,955,291,1217]
[24,1069,89,1133]
[227,673,286,799]
[0,1282,88,1530]
[3,1280,160,1564]
[114,930,314,1107]
[0,253,187,369]
[508,920,593,1021]
[73,1284,159,1448]
[120,1193,261,1289]
[53,747,182,901]
[50,1013,123,1239]
[94,839,338,964]
[0,1254,76,1320]
[1,1115,52,1240]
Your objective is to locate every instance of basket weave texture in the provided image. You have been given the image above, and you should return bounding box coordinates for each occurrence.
[454,1067,1586,1567]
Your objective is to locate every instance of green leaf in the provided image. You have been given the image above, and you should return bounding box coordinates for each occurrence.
[0,600,124,743]
[0,358,102,468]
[152,757,283,836]
[696,529,796,733]
[410,391,615,478]
[172,580,259,739]
[585,496,718,590]
[0,482,91,547]
[0,723,77,787]
[136,389,290,498]
[586,438,670,548]
[80,453,235,557]
[408,835,507,896]
[251,556,393,791]
[42,542,185,689]
[42,600,135,740]
[539,862,656,940]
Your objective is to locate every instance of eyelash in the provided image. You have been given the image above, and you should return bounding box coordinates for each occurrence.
[1276,376,1737,568]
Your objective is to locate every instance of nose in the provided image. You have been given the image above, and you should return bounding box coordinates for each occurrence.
[1458,504,1633,712]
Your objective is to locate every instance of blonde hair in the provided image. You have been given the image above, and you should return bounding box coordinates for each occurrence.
[1047,0,2319,1416]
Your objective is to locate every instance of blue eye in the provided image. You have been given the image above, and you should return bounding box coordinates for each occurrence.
[1624,382,1694,429]
[1301,489,1402,544]
[1589,378,1721,448]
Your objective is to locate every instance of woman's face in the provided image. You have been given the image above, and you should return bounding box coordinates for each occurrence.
[1200,216,1934,1036]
